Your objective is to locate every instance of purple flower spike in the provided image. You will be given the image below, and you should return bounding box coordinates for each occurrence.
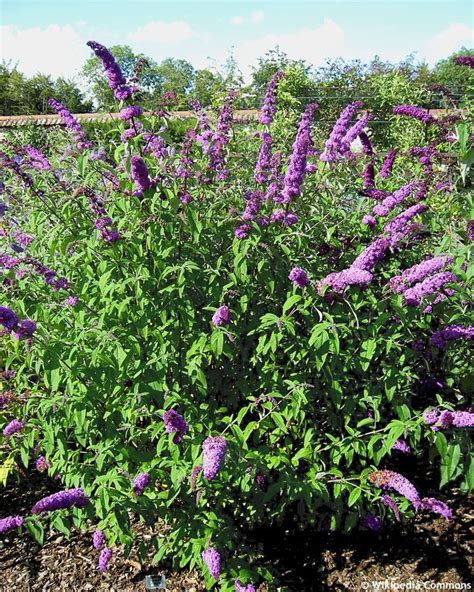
[454,56,474,68]
[87,40,131,100]
[235,579,256,592]
[98,547,112,572]
[0,515,23,534]
[431,325,474,349]
[35,456,49,472]
[31,488,89,514]
[49,98,92,150]
[420,497,452,520]
[130,155,152,194]
[259,71,285,125]
[379,149,398,179]
[119,105,142,120]
[202,436,227,480]
[363,513,383,531]
[392,439,411,454]
[362,215,376,227]
[369,470,420,506]
[393,105,436,125]
[3,419,24,441]
[288,266,309,288]
[11,319,37,340]
[277,103,317,204]
[202,547,221,579]
[133,472,151,496]
[351,237,390,272]
[0,306,19,331]
[320,101,363,161]
[381,494,400,521]
[93,530,105,549]
[212,305,231,327]
[163,409,189,444]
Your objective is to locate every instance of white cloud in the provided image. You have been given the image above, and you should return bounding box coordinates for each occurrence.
[230,16,245,26]
[423,23,474,64]
[128,21,196,44]
[232,18,346,80]
[0,24,88,78]
[250,10,265,25]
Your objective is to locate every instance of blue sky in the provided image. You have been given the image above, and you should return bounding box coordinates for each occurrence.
[1,0,473,81]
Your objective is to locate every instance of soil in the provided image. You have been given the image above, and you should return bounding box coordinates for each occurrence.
[0,471,472,592]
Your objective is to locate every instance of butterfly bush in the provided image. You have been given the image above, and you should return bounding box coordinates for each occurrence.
[0,38,472,590]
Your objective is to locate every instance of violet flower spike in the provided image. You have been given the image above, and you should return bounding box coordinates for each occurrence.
[98,547,112,573]
[31,488,89,513]
[259,70,285,125]
[277,103,318,204]
[368,470,420,507]
[202,547,221,580]
[202,436,227,480]
[133,472,151,496]
[0,515,23,534]
[288,267,309,288]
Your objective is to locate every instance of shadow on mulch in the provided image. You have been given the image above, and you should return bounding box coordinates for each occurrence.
[0,470,472,591]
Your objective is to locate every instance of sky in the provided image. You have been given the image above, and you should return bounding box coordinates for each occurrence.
[1,0,473,82]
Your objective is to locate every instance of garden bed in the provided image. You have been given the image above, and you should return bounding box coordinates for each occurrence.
[1,471,472,591]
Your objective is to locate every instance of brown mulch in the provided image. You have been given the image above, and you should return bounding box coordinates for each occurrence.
[0,471,472,591]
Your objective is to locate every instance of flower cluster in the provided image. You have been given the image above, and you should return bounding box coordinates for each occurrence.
[288,267,309,288]
[368,470,420,505]
[320,101,362,161]
[93,530,105,549]
[119,105,142,121]
[419,497,452,520]
[383,203,427,234]
[277,103,317,204]
[318,268,373,295]
[133,472,151,496]
[378,149,398,179]
[35,455,50,472]
[235,580,256,592]
[381,495,400,521]
[340,114,372,156]
[163,409,189,444]
[372,182,418,219]
[403,271,457,307]
[392,439,411,454]
[48,99,92,150]
[363,513,383,531]
[0,515,23,534]
[255,132,273,184]
[130,155,152,196]
[202,547,221,579]
[431,325,474,349]
[98,547,113,573]
[23,145,53,171]
[453,55,474,68]
[87,41,131,100]
[0,305,36,340]
[392,105,436,125]
[423,409,474,429]
[208,91,237,180]
[31,488,89,513]
[202,436,227,480]
[212,305,231,327]
[3,419,23,441]
[389,255,452,294]
[259,70,285,125]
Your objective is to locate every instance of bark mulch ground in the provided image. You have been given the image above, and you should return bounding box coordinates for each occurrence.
[1,471,472,591]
